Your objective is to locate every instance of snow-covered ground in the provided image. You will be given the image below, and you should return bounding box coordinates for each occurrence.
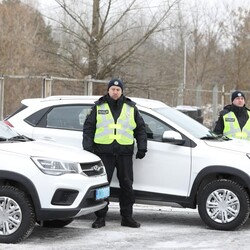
[1,202,250,249]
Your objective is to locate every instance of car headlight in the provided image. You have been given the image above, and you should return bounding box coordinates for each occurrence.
[31,157,81,176]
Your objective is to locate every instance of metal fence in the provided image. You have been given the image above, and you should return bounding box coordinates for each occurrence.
[1,74,249,129]
[0,75,107,120]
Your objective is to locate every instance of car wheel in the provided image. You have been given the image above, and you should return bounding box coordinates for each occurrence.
[0,185,35,243]
[41,218,74,228]
[198,179,250,230]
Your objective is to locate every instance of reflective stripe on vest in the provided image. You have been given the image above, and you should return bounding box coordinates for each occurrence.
[223,111,250,140]
[94,103,136,145]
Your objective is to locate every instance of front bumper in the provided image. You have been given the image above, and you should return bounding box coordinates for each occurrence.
[36,183,109,221]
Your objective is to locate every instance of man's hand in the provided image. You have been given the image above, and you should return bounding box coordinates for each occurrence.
[136,150,146,159]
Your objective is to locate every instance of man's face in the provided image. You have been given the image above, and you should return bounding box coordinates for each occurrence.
[233,96,245,107]
[108,86,122,100]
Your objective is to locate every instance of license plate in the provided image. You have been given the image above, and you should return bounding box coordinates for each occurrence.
[95,186,110,200]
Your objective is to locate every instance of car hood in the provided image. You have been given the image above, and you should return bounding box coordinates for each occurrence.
[0,140,100,163]
[204,138,250,153]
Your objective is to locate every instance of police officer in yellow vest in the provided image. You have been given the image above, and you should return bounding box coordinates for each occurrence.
[213,90,250,139]
[83,79,147,229]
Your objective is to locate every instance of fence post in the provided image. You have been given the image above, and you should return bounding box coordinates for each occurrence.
[212,84,218,127]
[196,84,202,107]
[0,76,4,119]
[177,82,184,106]
[84,75,93,95]
[45,76,52,97]
[221,84,225,108]
[42,76,52,97]
[42,77,45,97]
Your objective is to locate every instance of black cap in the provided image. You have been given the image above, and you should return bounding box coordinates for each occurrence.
[107,79,123,91]
[231,91,245,102]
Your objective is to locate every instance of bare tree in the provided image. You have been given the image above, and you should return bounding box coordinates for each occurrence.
[0,0,58,74]
[44,0,181,93]
[0,0,58,115]
[219,8,250,91]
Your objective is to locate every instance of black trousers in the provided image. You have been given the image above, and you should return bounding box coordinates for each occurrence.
[95,154,135,218]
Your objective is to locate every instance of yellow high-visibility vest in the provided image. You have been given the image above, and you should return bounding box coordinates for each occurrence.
[94,103,136,145]
[223,111,250,140]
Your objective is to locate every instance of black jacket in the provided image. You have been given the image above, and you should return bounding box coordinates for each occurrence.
[213,104,250,135]
[82,94,147,156]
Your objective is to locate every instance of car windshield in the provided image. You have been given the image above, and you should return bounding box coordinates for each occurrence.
[154,106,217,139]
[0,121,19,139]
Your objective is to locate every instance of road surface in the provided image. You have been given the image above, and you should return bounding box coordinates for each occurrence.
[1,203,250,249]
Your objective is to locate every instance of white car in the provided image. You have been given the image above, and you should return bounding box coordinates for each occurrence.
[4,95,250,231]
[0,121,109,244]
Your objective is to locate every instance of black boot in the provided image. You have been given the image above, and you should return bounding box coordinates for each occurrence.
[121,217,140,228]
[92,217,105,229]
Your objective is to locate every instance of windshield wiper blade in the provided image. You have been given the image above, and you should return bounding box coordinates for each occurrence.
[217,135,231,141]
[0,137,7,141]
[8,135,30,142]
[200,135,231,141]
[200,136,217,140]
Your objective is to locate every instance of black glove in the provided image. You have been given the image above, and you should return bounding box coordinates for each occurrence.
[136,150,146,159]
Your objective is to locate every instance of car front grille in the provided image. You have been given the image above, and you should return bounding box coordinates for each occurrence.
[80,161,105,177]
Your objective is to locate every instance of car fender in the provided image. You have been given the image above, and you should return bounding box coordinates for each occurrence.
[0,170,41,213]
[190,165,250,201]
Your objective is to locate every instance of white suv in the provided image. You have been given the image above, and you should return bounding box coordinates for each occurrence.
[0,121,109,243]
[5,95,250,231]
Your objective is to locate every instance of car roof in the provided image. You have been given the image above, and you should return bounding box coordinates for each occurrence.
[21,95,167,109]
[175,105,201,111]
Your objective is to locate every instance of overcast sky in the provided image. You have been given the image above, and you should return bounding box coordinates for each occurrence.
[36,0,249,8]
[33,0,249,14]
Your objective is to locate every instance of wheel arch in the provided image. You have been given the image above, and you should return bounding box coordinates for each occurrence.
[190,165,250,205]
[0,170,41,216]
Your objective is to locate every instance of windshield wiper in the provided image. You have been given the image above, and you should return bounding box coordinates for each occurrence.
[0,137,7,141]
[200,136,218,140]
[8,135,33,142]
[200,135,231,141]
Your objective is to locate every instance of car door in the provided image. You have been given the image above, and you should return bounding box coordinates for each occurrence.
[111,111,192,197]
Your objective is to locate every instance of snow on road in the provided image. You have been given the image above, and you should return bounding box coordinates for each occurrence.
[1,203,250,249]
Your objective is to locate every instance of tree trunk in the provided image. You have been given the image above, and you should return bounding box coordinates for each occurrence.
[88,0,101,94]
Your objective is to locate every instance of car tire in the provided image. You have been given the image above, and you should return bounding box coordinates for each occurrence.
[0,185,35,243]
[41,218,74,228]
[198,179,250,230]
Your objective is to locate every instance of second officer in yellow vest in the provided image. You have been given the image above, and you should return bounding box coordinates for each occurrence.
[83,79,147,229]
[213,90,250,140]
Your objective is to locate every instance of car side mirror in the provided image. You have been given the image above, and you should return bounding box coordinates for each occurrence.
[162,131,185,145]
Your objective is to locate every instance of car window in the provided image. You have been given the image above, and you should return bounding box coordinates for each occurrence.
[140,112,171,142]
[25,107,50,126]
[45,105,92,131]
[155,107,212,138]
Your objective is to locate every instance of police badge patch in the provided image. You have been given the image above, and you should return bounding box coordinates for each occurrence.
[225,118,235,122]
[98,110,109,114]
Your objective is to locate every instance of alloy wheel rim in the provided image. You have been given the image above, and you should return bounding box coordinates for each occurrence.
[206,188,240,223]
[0,196,22,235]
